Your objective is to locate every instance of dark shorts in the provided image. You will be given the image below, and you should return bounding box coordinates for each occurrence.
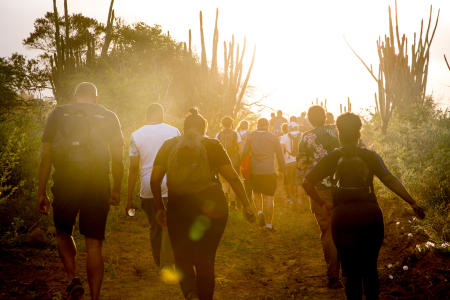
[250,174,277,196]
[52,176,110,240]
[284,162,297,185]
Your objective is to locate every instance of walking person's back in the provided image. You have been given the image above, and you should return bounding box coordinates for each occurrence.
[216,116,241,209]
[216,117,241,171]
[151,108,254,300]
[127,103,180,268]
[280,120,302,205]
[303,112,425,300]
[242,118,285,231]
[272,110,288,136]
[297,105,341,289]
[37,82,124,300]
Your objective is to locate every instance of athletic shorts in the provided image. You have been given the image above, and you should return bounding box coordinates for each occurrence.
[250,174,277,196]
[52,176,110,240]
[284,162,297,185]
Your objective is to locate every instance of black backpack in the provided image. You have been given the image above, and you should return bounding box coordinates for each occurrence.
[332,149,375,206]
[51,105,110,174]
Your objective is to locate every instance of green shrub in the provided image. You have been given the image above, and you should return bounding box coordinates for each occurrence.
[0,100,53,241]
[362,99,449,241]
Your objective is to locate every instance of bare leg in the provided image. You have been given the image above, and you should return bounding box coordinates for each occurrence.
[85,237,104,300]
[56,229,77,280]
[263,195,274,225]
[253,192,263,212]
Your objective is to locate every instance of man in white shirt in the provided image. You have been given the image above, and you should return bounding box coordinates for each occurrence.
[280,119,302,205]
[127,103,180,266]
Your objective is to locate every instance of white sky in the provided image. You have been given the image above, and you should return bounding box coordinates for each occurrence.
[1,0,449,117]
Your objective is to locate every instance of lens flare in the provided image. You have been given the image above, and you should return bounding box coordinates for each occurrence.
[160,266,182,284]
[189,215,211,241]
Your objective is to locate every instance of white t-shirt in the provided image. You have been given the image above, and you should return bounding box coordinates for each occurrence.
[129,123,180,198]
[280,131,300,164]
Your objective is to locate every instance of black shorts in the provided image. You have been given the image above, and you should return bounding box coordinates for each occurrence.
[52,176,110,240]
[250,174,277,196]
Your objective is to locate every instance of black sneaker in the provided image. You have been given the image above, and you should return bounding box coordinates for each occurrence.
[257,213,266,227]
[66,277,84,300]
[328,278,343,289]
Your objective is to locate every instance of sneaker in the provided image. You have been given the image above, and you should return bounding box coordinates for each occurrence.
[257,213,266,227]
[66,277,84,300]
[328,278,343,289]
[265,224,275,232]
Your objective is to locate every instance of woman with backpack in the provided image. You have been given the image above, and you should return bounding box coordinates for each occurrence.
[216,116,241,210]
[150,108,255,300]
[303,113,425,300]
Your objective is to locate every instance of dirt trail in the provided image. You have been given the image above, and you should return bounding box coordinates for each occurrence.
[2,196,446,299]
[91,199,344,300]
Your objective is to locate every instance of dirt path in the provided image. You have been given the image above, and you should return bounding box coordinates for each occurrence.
[97,199,345,300]
[2,196,446,299]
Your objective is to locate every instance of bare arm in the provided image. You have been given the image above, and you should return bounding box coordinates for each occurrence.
[110,142,124,205]
[38,143,52,197]
[37,143,52,214]
[380,174,425,218]
[303,178,326,207]
[275,140,285,172]
[127,155,140,208]
[150,165,165,211]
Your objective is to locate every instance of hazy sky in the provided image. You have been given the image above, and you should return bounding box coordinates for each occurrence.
[1,0,449,117]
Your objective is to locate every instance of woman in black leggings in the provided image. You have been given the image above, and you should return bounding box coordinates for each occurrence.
[303,113,425,300]
[151,108,254,300]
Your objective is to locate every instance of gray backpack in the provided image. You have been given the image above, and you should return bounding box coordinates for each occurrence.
[166,133,216,195]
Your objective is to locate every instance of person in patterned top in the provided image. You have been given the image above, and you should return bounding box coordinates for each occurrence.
[297,105,342,289]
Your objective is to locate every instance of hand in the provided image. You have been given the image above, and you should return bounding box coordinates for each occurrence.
[109,190,121,206]
[411,204,425,219]
[126,200,135,216]
[156,209,167,228]
[242,207,255,223]
[37,194,50,215]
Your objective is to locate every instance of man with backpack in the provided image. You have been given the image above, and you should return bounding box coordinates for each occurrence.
[297,105,341,289]
[127,103,180,267]
[216,116,241,209]
[280,119,301,205]
[37,82,124,300]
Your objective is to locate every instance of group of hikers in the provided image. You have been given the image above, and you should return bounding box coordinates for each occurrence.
[37,82,425,300]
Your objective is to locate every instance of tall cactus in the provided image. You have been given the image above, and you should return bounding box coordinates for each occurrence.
[347,0,439,133]
[210,8,219,76]
[101,0,115,58]
[194,9,256,119]
[49,0,115,103]
[199,11,207,72]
